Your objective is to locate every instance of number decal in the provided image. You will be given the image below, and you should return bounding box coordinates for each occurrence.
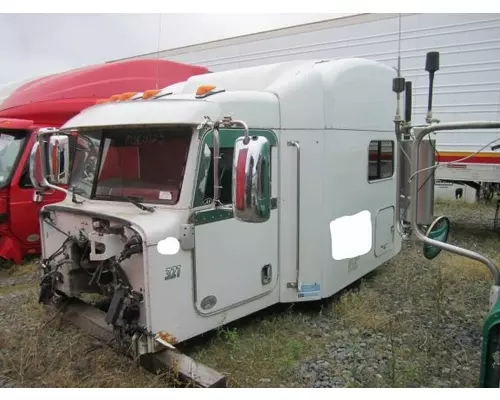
[165,265,181,281]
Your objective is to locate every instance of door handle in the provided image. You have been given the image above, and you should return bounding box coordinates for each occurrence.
[261,264,272,285]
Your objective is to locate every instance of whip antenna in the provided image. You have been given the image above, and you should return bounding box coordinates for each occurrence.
[156,13,162,89]
[393,13,405,122]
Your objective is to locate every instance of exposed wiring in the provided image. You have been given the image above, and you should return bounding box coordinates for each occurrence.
[400,135,499,226]
[415,133,441,193]
[44,237,71,263]
[408,136,500,183]
[399,132,446,227]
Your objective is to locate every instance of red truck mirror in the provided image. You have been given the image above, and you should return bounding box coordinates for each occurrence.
[232,135,271,223]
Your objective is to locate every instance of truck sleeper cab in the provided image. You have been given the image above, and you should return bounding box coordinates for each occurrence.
[32,58,402,352]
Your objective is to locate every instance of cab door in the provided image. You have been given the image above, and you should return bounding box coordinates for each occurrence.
[192,129,279,315]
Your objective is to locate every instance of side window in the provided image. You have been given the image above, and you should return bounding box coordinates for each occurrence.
[193,130,275,208]
[193,144,235,207]
[368,140,394,182]
[19,162,33,188]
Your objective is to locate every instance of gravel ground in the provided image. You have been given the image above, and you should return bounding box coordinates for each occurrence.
[283,201,499,388]
[0,200,498,388]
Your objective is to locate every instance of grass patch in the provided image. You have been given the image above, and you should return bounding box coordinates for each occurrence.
[0,261,38,279]
[332,286,392,332]
[0,290,174,388]
[185,305,328,387]
[0,281,37,297]
[440,252,494,283]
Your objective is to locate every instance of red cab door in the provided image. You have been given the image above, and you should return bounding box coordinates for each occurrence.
[8,130,67,255]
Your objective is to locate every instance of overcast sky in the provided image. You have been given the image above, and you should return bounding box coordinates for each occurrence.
[0,13,351,85]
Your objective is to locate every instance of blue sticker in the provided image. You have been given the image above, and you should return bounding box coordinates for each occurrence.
[299,283,320,292]
[298,283,320,298]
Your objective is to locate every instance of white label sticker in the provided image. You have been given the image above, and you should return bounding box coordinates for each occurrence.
[159,191,172,200]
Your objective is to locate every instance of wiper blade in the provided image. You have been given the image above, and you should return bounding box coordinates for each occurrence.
[97,194,155,213]
[124,196,155,213]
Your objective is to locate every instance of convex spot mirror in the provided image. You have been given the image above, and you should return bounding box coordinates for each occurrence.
[48,135,70,185]
[423,216,451,260]
[231,135,271,223]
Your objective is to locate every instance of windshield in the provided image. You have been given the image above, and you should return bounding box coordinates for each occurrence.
[69,126,192,205]
[0,129,28,188]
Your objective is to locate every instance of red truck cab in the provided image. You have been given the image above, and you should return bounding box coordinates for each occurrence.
[0,59,209,265]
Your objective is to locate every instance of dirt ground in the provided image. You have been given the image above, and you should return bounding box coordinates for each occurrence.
[0,200,498,388]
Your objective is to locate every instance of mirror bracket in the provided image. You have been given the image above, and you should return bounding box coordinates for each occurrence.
[197,115,252,209]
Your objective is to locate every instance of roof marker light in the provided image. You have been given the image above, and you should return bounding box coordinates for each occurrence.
[196,85,216,98]
[117,92,138,101]
[142,89,162,100]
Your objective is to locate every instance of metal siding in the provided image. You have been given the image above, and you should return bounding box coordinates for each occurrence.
[120,13,500,154]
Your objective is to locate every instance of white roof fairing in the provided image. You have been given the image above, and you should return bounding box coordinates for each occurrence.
[61,58,397,132]
[61,98,221,130]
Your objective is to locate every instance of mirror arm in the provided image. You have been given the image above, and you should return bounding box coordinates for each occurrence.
[211,116,251,208]
[219,117,250,143]
[410,122,500,286]
[232,120,250,144]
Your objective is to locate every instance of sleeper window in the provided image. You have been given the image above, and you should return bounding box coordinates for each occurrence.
[368,140,394,181]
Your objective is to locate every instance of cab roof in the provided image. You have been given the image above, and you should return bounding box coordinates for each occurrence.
[62,58,397,133]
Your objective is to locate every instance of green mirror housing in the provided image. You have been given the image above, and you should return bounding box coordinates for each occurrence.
[423,216,451,260]
[479,297,500,388]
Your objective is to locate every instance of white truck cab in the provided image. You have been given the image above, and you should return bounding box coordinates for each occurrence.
[30,58,406,351]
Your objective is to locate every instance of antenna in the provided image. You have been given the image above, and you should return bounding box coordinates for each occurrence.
[425,51,440,123]
[392,13,405,125]
[156,13,162,90]
[397,12,402,78]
